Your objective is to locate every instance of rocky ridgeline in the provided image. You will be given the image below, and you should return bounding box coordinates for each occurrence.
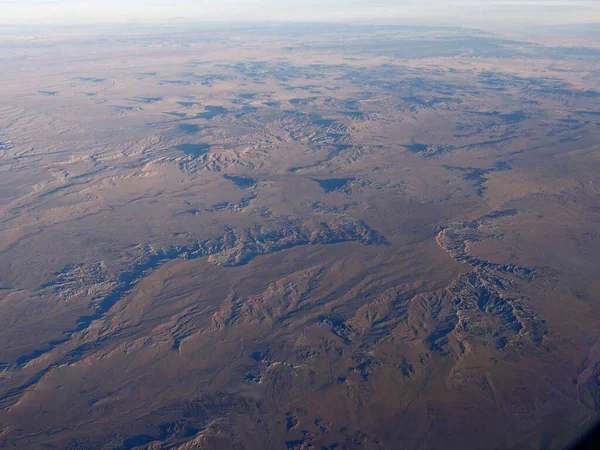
[181,219,387,266]
[404,143,456,159]
[19,218,387,367]
[279,113,349,145]
[447,268,546,350]
[41,261,118,307]
[436,209,534,279]
[305,200,356,214]
[208,195,257,213]
[432,210,544,350]
[177,150,260,173]
[55,219,386,299]
[334,179,386,195]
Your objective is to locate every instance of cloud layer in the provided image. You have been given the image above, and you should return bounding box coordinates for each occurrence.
[1,0,599,25]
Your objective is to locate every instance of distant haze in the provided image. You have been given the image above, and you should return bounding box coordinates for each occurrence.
[1,0,599,26]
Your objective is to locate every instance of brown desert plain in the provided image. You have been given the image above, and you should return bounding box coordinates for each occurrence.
[0,23,600,449]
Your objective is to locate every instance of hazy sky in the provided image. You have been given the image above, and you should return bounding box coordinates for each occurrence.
[1,0,599,25]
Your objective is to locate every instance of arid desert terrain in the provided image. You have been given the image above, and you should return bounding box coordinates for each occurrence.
[1,24,600,449]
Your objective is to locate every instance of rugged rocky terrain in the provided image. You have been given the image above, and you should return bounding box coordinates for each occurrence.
[0,24,600,449]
